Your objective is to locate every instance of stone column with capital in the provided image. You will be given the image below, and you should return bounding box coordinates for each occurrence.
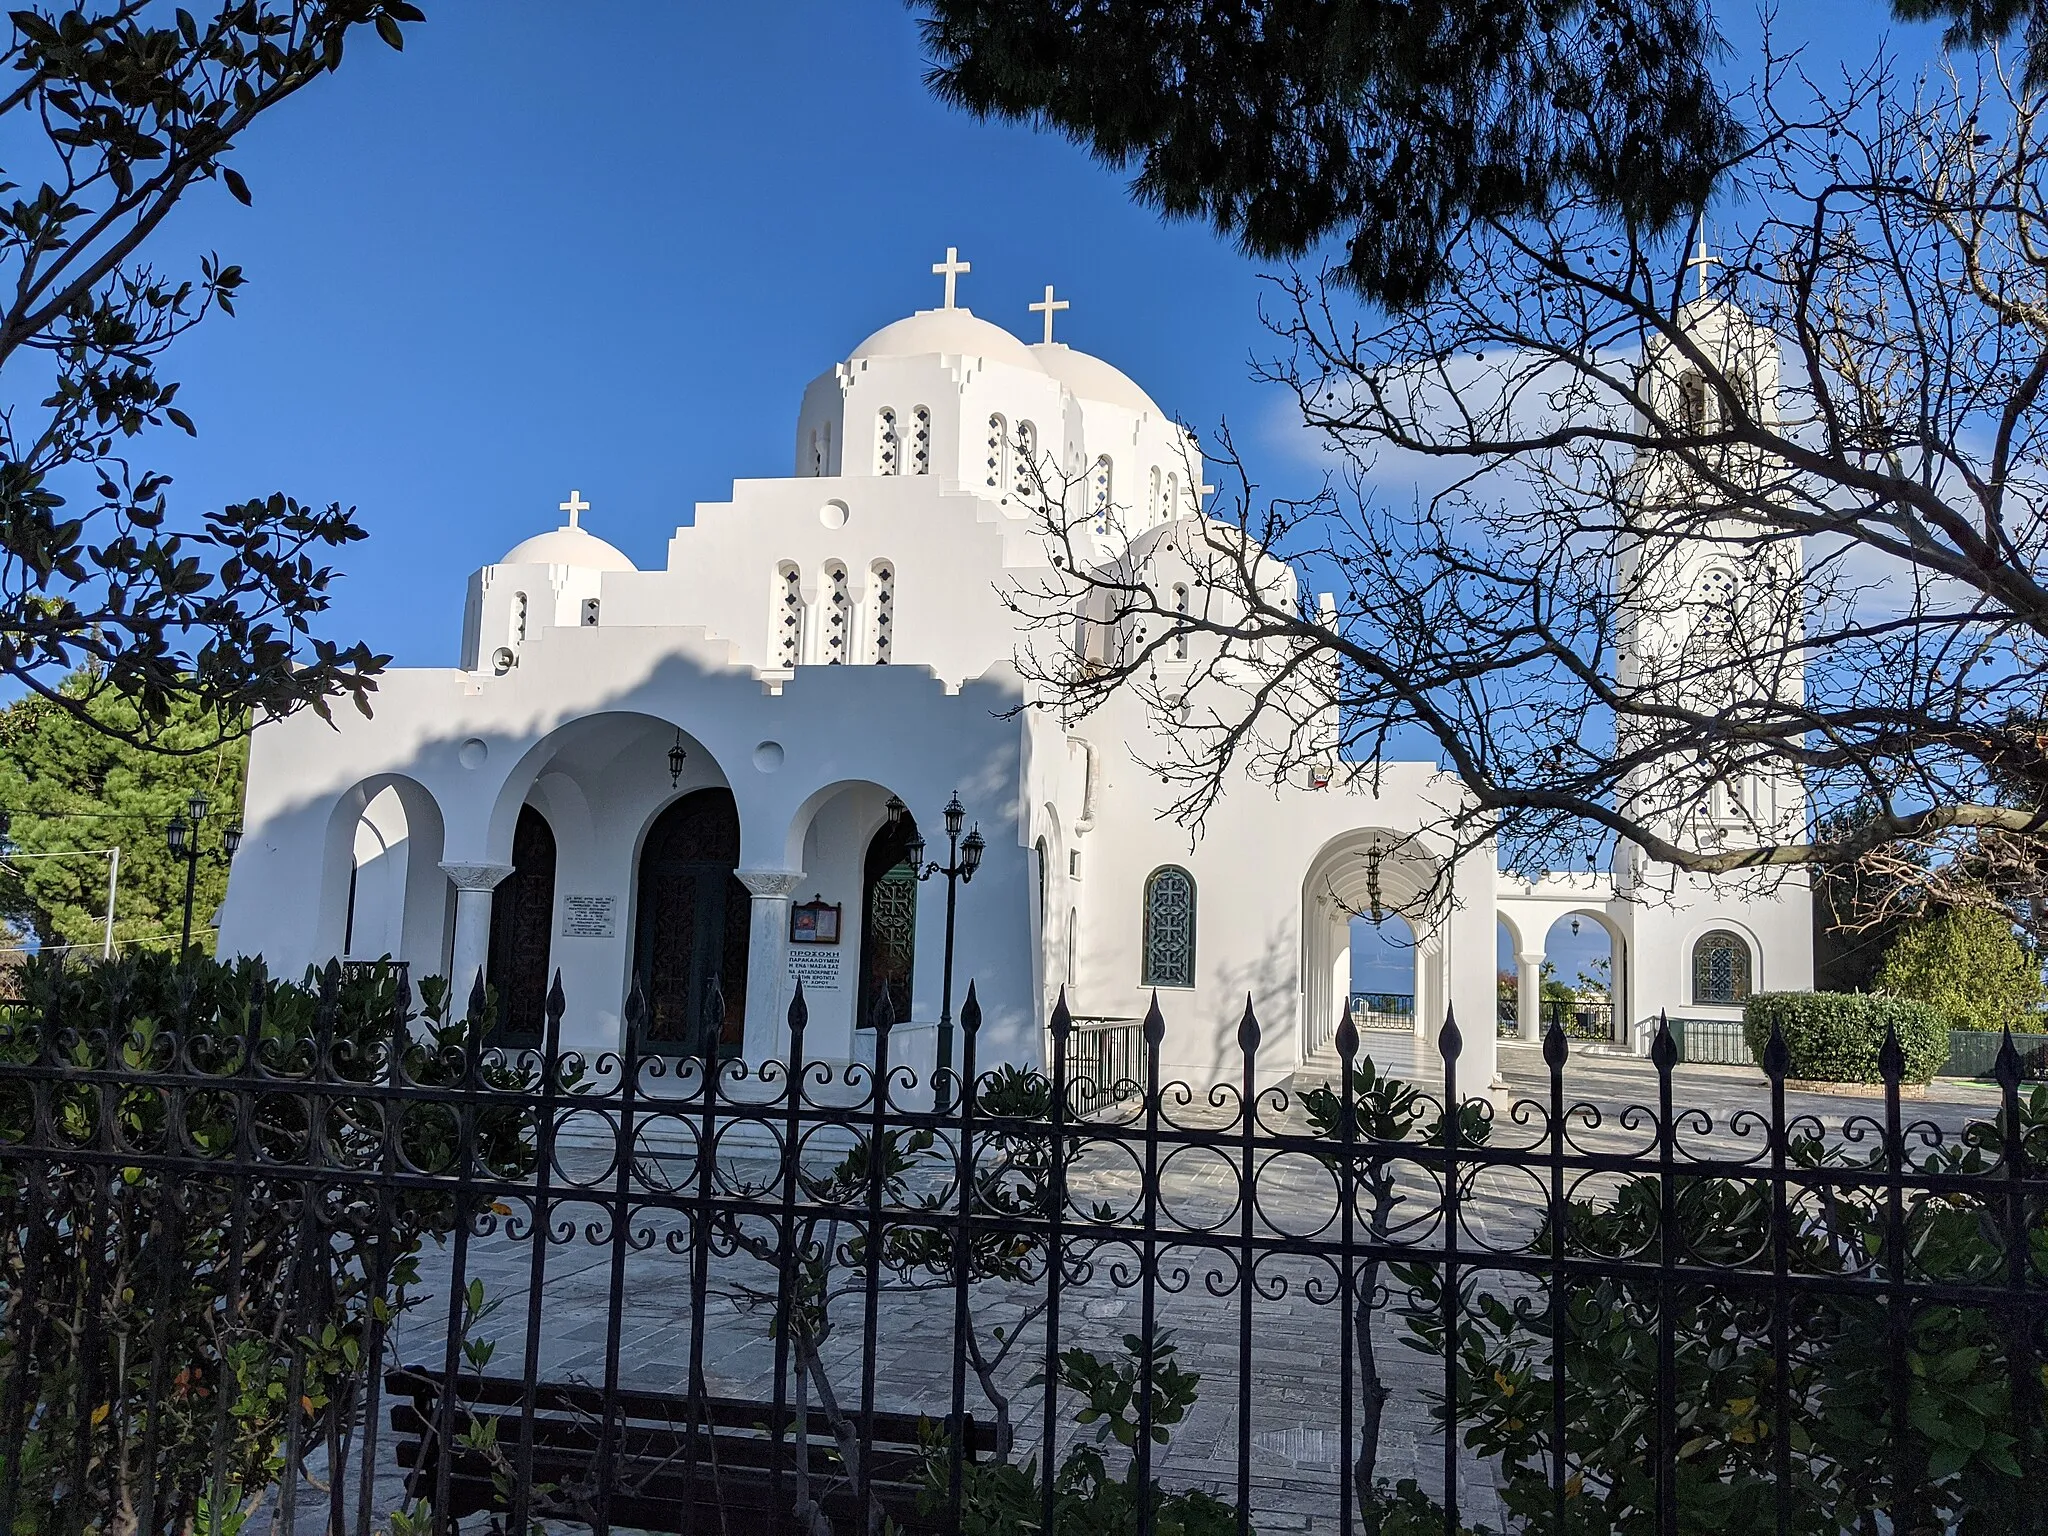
[737,870,804,1064]
[1517,952,1546,1042]
[441,861,514,1011]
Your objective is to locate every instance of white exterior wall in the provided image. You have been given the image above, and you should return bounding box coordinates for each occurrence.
[222,293,1808,1090]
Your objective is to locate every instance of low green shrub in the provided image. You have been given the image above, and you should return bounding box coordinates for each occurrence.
[1742,991,1947,1084]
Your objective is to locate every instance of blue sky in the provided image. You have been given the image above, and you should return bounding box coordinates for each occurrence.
[127,2,1933,992]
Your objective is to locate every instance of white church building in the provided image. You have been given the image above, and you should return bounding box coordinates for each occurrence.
[218,251,1811,1091]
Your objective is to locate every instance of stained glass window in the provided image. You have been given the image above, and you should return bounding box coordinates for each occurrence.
[1692,929,1752,1005]
[1142,866,1196,988]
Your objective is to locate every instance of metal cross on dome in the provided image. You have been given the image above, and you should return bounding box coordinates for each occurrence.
[931,246,970,309]
[1029,283,1069,344]
[559,489,589,529]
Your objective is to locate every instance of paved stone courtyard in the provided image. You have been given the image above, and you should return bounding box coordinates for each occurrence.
[339,1039,2015,1533]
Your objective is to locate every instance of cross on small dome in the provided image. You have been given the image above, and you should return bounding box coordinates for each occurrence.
[559,489,589,529]
[931,246,970,310]
[1029,284,1069,344]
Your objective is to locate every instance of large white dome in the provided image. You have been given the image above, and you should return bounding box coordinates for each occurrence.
[851,308,1044,372]
[1030,341,1162,416]
[499,523,636,571]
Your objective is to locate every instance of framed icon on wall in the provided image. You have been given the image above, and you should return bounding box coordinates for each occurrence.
[790,898,842,945]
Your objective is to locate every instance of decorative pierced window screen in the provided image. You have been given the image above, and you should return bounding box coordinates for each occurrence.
[1692,930,1752,1004]
[776,565,803,668]
[1090,456,1112,532]
[911,407,931,474]
[511,592,527,646]
[810,429,823,477]
[1173,584,1189,660]
[875,408,900,475]
[986,414,1006,491]
[1149,466,1162,521]
[580,599,600,627]
[1164,471,1179,517]
[867,561,895,663]
[1142,866,1196,988]
[1013,421,1037,500]
[823,563,850,663]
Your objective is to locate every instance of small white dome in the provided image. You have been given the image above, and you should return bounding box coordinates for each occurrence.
[851,308,1043,372]
[1030,342,1162,416]
[499,523,636,571]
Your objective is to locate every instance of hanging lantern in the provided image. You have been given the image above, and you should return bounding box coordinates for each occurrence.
[1364,836,1385,925]
[668,730,688,787]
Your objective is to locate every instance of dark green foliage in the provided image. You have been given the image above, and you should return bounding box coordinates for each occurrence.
[0,675,248,955]
[1743,991,1949,1084]
[1,4,411,743]
[0,950,537,1533]
[919,0,1743,307]
[923,1332,1242,1536]
[1393,1086,2048,1534]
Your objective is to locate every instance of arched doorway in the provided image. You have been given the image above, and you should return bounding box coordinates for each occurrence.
[486,805,558,1047]
[857,812,920,1030]
[634,788,749,1058]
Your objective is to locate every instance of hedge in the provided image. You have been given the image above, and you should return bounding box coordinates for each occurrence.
[1742,991,1948,1085]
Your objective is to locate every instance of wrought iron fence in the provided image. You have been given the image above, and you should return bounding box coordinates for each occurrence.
[3,959,2047,1535]
[1064,1014,1142,1113]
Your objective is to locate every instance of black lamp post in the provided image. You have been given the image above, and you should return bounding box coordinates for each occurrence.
[890,791,984,1108]
[166,790,242,955]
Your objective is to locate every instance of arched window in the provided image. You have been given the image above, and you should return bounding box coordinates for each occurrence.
[1164,470,1179,517]
[1149,466,1162,521]
[510,591,527,647]
[985,413,1007,491]
[866,560,895,664]
[1012,420,1038,500]
[809,427,824,477]
[1035,837,1048,939]
[911,406,931,474]
[1692,929,1753,1005]
[1066,907,1077,987]
[821,562,850,663]
[1142,866,1197,988]
[876,407,900,475]
[774,563,804,669]
[1090,456,1113,532]
[1172,584,1190,660]
[1677,371,1711,431]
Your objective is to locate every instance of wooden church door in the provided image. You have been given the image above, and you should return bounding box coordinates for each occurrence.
[485,804,557,1048]
[634,788,749,1058]
[857,813,919,1030]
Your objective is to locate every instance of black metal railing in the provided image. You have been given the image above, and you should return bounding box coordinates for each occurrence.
[1064,1014,1142,1113]
[4,960,2047,1535]
[1541,993,1614,1041]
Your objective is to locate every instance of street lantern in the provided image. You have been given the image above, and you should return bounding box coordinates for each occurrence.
[907,790,980,1108]
[884,794,907,829]
[166,791,237,956]
[668,730,688,788]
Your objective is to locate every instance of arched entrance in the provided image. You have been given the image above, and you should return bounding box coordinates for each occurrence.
[486,805,557,1047]
[857,812,920,1030]
[634,788,750,1058]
